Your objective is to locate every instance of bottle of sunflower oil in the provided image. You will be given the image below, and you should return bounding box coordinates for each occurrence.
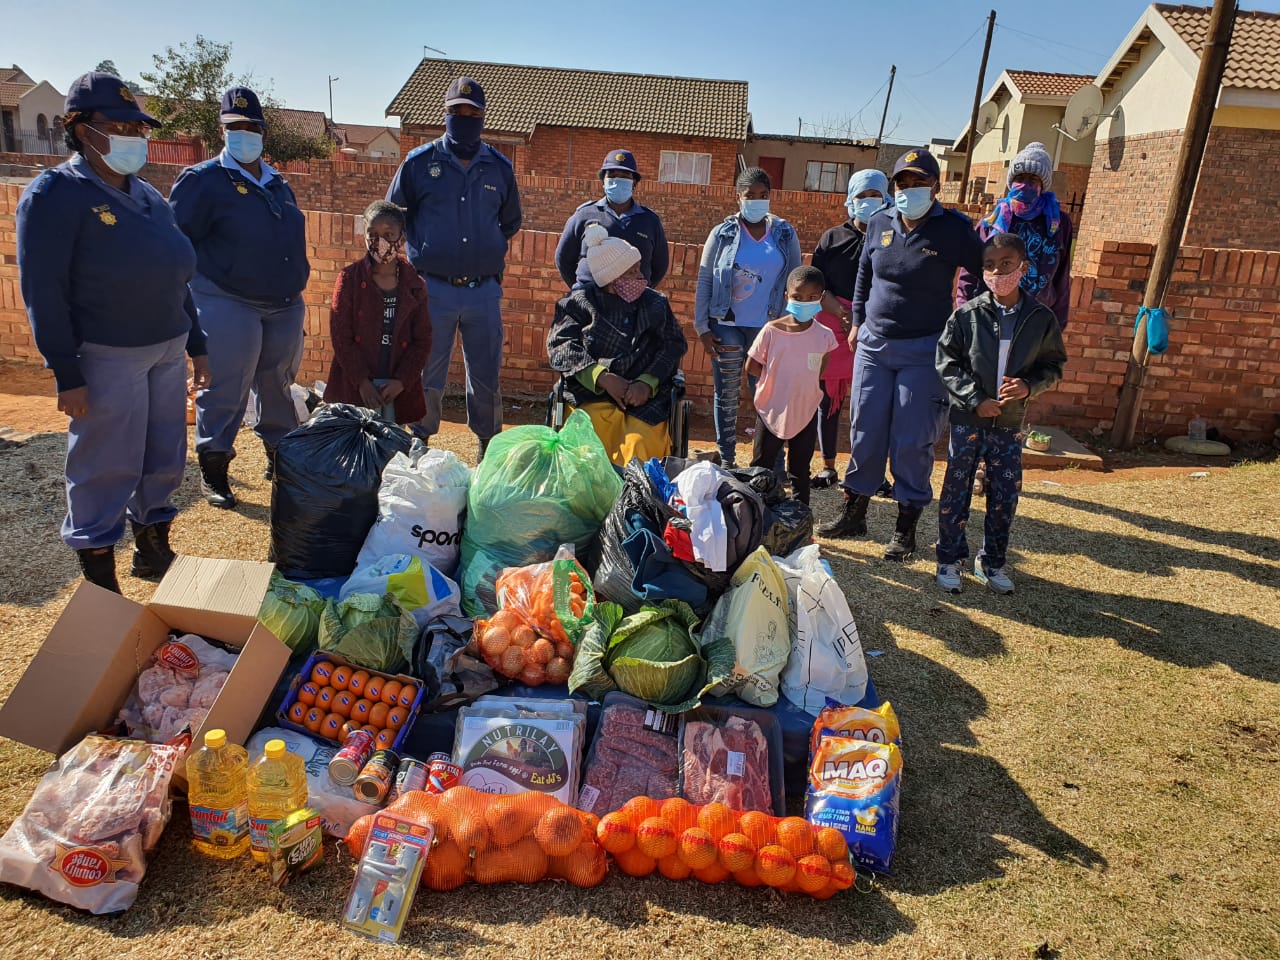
[247,739,308,863]
[187,728,250,859]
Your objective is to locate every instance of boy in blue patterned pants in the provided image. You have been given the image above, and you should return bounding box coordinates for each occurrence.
[934,233,1066,594]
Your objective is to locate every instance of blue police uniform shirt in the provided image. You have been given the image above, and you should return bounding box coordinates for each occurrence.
[554,198,669,288]
[16,155,203,392]
[852,201,985,340]
[168,150,310,305]
[386,138,522,280]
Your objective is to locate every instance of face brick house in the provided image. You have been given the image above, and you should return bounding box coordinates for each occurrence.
[386,57,748,186]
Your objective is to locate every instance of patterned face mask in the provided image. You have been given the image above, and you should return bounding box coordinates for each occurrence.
[613,276,647,302]
[983,265,1026,297]
[366,235,402,264]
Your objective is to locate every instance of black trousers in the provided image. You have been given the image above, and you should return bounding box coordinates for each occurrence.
[817,390,842,459]
[751,413,818,505]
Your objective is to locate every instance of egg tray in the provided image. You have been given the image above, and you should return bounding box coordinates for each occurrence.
[276,651,423,755]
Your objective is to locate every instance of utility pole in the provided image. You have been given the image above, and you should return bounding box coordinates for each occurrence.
[328,75,339,123]
[875,65,897,149]
[797,117,803,136]
[958,10,996,203]
[1111,0,1238,448]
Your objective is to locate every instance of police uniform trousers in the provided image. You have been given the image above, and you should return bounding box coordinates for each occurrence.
[62,334,188,550]
[417,278,504,440]
[840,329,949,507]
[190,274,305,454]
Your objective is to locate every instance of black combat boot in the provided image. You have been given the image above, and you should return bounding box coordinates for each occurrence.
[883,504,923,562]
[263,441,276,482]
[198,450,237,509]
[131,520,175,579]
[478,437,491,463]
[817,492,870,538]
[76,547,121,593]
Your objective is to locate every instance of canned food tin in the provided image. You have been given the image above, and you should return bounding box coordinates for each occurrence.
[426,752,462,795]
[329,729,376,786]
[389,757,429,803]
[353,749,400,805]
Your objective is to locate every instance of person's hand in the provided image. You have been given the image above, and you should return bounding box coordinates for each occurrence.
[358,379,383,408]
[976,398,1002,419]
[999,377,1030,403]
[623,381,653,407]
[699,331,726,355]
[600,372,630,407]
[379,379,404,403]
[191,355,212,390]
[57,386,90,419]
[846,324,860,351]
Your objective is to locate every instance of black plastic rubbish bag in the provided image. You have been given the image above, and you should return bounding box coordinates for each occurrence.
[761,499,813,558]
[270,404,413,580]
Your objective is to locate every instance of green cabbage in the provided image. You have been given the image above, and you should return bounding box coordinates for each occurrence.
[318,592,417,674]
[258,573,325,654]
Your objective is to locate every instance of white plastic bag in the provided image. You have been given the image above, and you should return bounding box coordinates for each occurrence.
[674,461,730,572]
[704,547,791,707]
[356,450,471,575]
[340,553,461,628]
[776,544,868,714]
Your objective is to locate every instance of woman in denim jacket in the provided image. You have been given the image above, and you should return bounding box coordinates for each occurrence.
[694,167,801,466]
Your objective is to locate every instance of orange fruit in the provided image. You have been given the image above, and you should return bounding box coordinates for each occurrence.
[816,826,849,863]
[350,698,373,723]
[368,702,390,728]
[386,706,408,729]
[776,817,816,858]
[388,789,437,820]
[287,701,308,724]
[596,812,635,854]
[578,810,600,843]
[499,646,526,677]
[315,686,336,711]
[613,846,656,877]
[809,882,839,900]
[717,832,756,873]
[755,844,797,888]
[619,796,661,829]
[422,838,470,891]
[330,665,352,691]
[473,836,547,884]
[829,859,856,891]
[658,854,692,880]
[484,795,539,847]
[635,816,677,860]
[380,679,403,706]
[375,729,397,750]
[489,609,523,633]
[528,637,555,665]
[321,712,344,739]
[697,803,737,841]
[479,626,511,660]
[303,707,325,733]
[737,810,777,848]
[361,724,379,736]
[660,797,697,834]
[345,813,373,856]
[549,843,608,887]
[677,828,718,870]
[510,791,557,820]
[364,675,384,702]
[535,806,584,858]
[795,855,833,893]
[397,684,416,709]
[347,670,369,697]
[331,690,355,718]
[511,625,537,647]
[733,864,764,888]
[310,661,334,686]
[693,861,731,884]
[296,682,319,706]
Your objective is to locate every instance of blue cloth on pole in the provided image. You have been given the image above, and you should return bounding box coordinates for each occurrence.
[1137,306,1169,355]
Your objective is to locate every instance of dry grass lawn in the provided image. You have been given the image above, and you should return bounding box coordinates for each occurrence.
[0,419,1277,960]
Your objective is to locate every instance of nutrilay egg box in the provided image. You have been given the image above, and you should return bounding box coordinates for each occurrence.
[277,652,424,754]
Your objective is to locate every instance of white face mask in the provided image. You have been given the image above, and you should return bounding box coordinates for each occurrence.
[225,129,264,165]
[100,134,149,176]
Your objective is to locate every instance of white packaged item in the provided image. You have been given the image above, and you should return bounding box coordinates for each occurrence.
[453,707,584,805]
[340,553,462,628]
[356,449,471,575]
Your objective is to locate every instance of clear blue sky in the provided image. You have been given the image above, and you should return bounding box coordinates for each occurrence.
[8,0,1280,144]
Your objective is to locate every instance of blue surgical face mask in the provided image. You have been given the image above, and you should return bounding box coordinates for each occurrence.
[740,198,769,223]
[852,196,884,224]
[786,299,823,322]
[100,134,148,176]
[225,129,264,165]
[894,186,934,220]
[603,177,634,204]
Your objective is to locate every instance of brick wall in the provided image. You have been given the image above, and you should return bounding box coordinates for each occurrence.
[1183,126,1280,249]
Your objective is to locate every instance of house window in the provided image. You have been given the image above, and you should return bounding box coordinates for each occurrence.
[36,114,48,139]
[804,161,854,193]
[659,150,711,185]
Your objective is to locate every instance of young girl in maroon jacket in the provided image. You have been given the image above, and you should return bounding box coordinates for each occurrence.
[323,200,432,423]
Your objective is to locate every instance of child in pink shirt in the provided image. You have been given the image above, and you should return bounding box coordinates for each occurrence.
[746,266,838,504]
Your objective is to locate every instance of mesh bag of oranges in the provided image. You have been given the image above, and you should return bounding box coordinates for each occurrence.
[473,546,594,686]
[345,786,607,890]
[594,796,855,898]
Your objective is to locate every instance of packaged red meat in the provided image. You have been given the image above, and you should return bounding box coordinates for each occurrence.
[116,633,239,743]
[0,733,187,914]
[678,704,786,816]
[577,692,680,816]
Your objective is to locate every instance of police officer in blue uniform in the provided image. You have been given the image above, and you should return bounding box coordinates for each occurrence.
[554,149,669,289]
[16,72,211,592]
[386,77,522,459]
[169,87,310,508]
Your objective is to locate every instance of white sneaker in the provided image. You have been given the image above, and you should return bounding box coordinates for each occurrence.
[975,563,1014,594]
[936,563,963,594]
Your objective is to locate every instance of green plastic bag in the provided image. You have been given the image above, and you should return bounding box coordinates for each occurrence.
[459,410,622,615]
[317,592,417,674]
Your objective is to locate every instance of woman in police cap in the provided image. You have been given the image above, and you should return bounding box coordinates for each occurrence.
[169,86,310,508]
[15,71,211,592]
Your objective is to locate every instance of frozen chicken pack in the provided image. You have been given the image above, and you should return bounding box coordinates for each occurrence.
[116,634,239,743]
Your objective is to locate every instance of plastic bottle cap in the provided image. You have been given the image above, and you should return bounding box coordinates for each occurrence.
[265,739,286,759]
[204,729,227,749]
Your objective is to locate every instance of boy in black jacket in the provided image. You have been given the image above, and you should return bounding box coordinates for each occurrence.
[934,232,1067,594]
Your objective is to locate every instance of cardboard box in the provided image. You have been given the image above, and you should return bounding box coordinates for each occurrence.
[0,556,291,790]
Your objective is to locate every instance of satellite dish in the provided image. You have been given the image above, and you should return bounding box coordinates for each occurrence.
[1062,84,1105,139]
[976,100,999,136]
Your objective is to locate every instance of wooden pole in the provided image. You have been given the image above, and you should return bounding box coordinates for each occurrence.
[875,65,897,149]
[958,10,996,203]
[1110,0,1238,448]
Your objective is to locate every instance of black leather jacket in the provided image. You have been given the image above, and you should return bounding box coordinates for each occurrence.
[936,292,1067,428]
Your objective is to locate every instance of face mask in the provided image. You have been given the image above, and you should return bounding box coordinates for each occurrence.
[366,236,402,265]
[613,276,647,302]
[786,299,823,322]
[983,266,1026,298]
[894,186,934,220]
[740,198,769,223]
[225,129,264,165]
[603,177,634,204]
[444,114,484,158]
[1008,181,1042,217]
[98,134,148,176]
[852,196,883,224]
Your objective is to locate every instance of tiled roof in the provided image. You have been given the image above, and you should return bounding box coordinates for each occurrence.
[135,96,331,140]
[0,81,34,107]
[1156,3,1280,90]
[335,122,399,146]
[1006,70,1095,100]
[0,66,33,85]
[387,58,749,141]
